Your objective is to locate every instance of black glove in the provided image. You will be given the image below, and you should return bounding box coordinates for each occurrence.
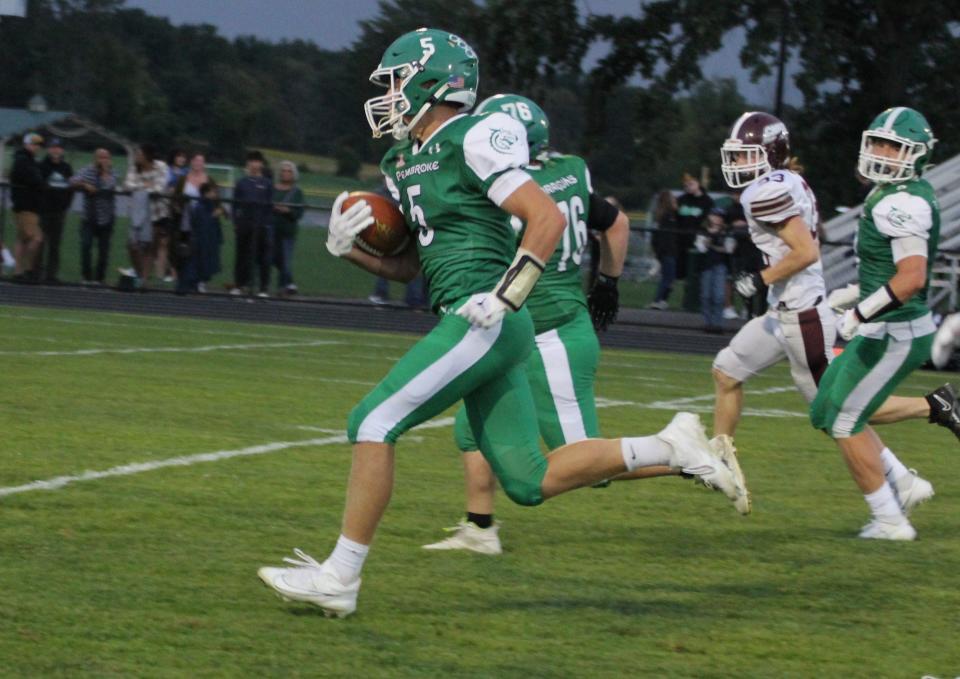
[589,273,619,331]
[733,271,764,300]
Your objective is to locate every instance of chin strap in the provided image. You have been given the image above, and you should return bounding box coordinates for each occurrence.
[494,247,545,311]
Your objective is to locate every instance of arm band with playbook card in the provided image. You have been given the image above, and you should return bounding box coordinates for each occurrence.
[495,247,545,311]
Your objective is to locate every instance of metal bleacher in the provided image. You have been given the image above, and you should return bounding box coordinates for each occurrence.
[821,153,960,313]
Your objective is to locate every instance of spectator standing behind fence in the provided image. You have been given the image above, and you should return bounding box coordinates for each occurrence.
[170,153,210,280]
[10,133,46,283]
[675,173,714,281]
[122,144,169,287]
[160,149,189,280]
[648,189,679,310]
[270,160,304,296]
[37,137,73,284]
[177,181,224,294]
[696,207,736,334]
[71,148,117,285]
[167,149,188,188]
[231,150,273,297]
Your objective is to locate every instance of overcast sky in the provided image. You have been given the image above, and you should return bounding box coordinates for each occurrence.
[124,0,800,107]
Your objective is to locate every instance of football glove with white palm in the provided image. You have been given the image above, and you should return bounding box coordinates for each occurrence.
[326,191,374,257]
[734,271,765,300]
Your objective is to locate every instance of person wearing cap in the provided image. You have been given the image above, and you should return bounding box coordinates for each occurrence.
[9,132,46,282]
[38,137,74,283]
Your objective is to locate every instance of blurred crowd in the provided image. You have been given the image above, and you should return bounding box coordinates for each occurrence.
[648,172,768,333]
[3,133,305,297]
[5,133,779,324]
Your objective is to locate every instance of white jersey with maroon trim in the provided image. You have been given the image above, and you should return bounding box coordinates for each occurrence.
[741,169,824,310]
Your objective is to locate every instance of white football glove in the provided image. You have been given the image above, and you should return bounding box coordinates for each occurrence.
[827,283,860,312]
[326,191,374,257]
[457,292,509,329]
[837,308,862,341]
[734,271,764,299]
[932,313,960,368]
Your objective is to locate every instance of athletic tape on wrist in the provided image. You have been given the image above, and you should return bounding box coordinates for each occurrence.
[854,283,902,322]
[495,247,545,311]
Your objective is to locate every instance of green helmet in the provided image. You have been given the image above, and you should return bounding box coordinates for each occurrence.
[364,28,479,140]
[858,107,937,183]
[476,93,550,157]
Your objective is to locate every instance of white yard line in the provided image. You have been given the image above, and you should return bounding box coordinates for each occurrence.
[0,385,805,499]
[0,416,455,498]
[0,339,342,357]
[643,385,804,418]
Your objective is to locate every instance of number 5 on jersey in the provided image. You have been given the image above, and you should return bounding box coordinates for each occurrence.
[406,184,434,246]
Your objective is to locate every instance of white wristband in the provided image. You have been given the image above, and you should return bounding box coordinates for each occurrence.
[495,247,545,311]
[854,283,901,322]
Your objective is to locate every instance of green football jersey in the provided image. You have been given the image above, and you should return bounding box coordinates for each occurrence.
[380,111,531,312]
[857,178,940,322]
[520,154,593,334]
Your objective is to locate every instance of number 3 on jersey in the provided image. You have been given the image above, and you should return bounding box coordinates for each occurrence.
[406,184,434,246]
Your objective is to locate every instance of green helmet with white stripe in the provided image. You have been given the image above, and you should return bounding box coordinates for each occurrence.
[364,28,479,141]
[858,107,937,183]
[476,93,550,157]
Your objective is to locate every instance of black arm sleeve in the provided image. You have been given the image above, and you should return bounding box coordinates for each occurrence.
[587,193,620,233]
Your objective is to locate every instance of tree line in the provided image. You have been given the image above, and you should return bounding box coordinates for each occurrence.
[1,0,957,213]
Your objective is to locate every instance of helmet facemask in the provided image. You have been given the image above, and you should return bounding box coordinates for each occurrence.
[858,130,929,183]
[365,63,428,141]
[721,141,771,188]
[364,29,478,141]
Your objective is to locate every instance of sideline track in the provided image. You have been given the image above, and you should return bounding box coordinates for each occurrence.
[0,281,742,355]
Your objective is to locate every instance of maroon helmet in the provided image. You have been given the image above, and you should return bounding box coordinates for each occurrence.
[720,112,790,188]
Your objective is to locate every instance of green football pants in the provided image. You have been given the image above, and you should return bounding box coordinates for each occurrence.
[810,331,933,438]
[454,308,600,452]
[347,304,547,505]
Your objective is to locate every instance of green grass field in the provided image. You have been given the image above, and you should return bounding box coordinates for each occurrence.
[1,305,958,678]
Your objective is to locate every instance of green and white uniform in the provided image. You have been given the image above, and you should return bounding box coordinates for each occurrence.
[455,153,617,451]
[810,179,940,437]
[348,111,555,506]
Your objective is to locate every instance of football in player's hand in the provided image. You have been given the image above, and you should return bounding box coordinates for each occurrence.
[343,191,408,256]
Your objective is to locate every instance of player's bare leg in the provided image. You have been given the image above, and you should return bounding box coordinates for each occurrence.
[341,442,395,544]
[867,385,960,441]
[257,441,394,617]
[712,368,744,436]
[423,451,502,554]
[869,396,929,423]
[835,432,915,539]
[462,451,496,514]
[541,415,748,513]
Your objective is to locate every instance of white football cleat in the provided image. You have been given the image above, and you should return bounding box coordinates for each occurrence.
[858,518,917,541]
[257,548,360,618]
[893,469,934,515]
[657,413,750,514]
[710,435,751,515]
[422,521,502,555]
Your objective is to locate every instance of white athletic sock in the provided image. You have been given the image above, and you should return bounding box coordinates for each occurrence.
[864,483,905,523]
[880,447,910,484]
[327,534,369,583]
[620,436,673,471]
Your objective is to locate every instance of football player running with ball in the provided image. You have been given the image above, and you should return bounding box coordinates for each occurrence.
[422,94,745,556]
[810,107,942,540]
[257,29,747,617]
[712,112,945,529]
